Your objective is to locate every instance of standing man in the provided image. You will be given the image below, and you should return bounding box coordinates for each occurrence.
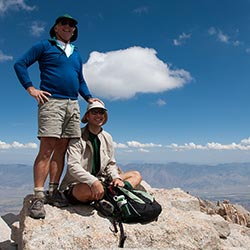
[14,14,100,219]
[60,101,142,204]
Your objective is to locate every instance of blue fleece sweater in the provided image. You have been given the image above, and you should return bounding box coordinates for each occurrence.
[14,39,92,101]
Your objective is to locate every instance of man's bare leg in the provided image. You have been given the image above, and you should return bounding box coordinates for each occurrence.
[30,137,57,219]
[49,138,69,189]
[47,138,69,207]
[33,137,57,196]
[120,170,142,188]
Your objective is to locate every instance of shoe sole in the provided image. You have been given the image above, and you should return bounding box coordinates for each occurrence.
[29,214,45,219]
[47,201,68,207]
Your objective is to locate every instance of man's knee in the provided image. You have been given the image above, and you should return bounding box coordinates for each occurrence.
[38,147,54,161]
[123,170,142,188]
[54,139,69,153]
[72,183,92,202]
[38,137,57,159]
[131,170,142,182]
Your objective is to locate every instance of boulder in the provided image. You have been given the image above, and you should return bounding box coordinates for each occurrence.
[7,183,250,249]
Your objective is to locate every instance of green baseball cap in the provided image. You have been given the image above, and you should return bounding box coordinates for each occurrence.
[50,14,78,42]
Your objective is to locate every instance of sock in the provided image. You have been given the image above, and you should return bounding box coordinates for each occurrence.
[34,187,45,198]
[49,182,59,194]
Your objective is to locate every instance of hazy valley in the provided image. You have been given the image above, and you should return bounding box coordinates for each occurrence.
[1,162,250,215]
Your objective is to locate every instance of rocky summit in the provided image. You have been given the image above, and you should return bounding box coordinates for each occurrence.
[2,181,250,250]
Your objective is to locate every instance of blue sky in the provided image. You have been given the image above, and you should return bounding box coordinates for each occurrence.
[1,0,250,165]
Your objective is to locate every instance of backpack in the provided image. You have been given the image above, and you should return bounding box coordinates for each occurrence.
[92,183,162,248]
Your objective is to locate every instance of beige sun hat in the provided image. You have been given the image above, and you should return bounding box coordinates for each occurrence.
[81,101,108,124]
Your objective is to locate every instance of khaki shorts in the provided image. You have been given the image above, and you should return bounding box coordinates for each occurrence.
[38,98,81,139]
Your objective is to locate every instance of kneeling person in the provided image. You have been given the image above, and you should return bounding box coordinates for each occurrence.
[60,101,142,204]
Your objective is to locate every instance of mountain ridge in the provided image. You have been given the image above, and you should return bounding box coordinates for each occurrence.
[1,162,250,215]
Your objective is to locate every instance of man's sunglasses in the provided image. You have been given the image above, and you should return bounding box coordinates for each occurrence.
[60,19,76,28]
[90,109,106,115]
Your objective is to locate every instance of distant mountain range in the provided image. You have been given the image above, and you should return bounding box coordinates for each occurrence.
[0,164,33,215]
[121,162,250,210]
[1,162,250,215]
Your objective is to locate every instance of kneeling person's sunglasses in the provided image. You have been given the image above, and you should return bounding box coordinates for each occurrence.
[90,109,105,115]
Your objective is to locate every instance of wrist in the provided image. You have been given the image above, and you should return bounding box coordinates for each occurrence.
[27,86,35,95]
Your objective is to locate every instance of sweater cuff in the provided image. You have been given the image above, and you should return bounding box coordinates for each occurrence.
[85,95,93,102]
[23,82,33,90]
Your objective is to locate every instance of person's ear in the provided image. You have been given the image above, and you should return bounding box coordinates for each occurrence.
[54,25,58,33]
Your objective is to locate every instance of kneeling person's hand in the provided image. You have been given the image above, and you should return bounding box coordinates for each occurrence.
[91,180,104,200]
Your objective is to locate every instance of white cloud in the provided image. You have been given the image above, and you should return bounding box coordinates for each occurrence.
[217,30,229,43]
[113,142,128,149]
[0,50,13,62]
[240,137,250,145]
[233,40,240,47]
[173,32,191,46]
[246,48,250,54]
[114,140,162,152]
[3,137,250,164]
[0,140,37,149]
[83,46,192,100]
[4,137,250,153]
[127,140,162,148]
[114,137,250,157]
[30,21,45,37]
[208,27,216,36]
[168,137,250,151]
[132,6,149,15]
[114,141,162,148]
[156,98,166,107]
[208,27,236,45]
[0,0,36,15]
[114,140,162,154]
[138,148,150,153]
[168,142,205,151]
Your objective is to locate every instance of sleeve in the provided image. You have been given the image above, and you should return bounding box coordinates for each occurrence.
[13,41,45,90]
[79,78,92,102]
[78,55,92,102]
[67,138,98,187]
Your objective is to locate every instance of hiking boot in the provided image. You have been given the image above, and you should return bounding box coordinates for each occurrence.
[45,189,69,207]
[29,197,46,219]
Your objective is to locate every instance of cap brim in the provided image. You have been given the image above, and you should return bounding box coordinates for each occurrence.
[56,16,78,25]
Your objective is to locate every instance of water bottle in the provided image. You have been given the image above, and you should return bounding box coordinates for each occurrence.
[113,195,131,216]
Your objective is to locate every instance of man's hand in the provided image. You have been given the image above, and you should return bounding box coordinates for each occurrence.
[88,97,104,105]
[90,180,104,200]
[27,86,51,104]
[111,178,125,187]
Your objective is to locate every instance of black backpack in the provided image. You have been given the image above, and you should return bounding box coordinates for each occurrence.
[92,183,162,247]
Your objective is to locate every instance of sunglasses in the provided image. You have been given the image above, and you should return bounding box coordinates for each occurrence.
[60,19,76,28]
[90,109,106,115]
